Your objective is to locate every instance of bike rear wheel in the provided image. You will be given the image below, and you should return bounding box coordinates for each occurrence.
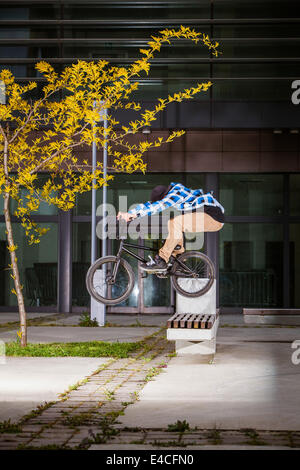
[171,251,215,297]
[86,256,135,305]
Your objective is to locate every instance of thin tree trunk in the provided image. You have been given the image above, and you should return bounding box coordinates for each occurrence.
[3,139,27,346]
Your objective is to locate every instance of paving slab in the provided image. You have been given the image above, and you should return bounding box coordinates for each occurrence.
[53,314,168,327]
[0,326,159,343]
[0,312,56,325]
[0,357,108,422]
[117,327,300,431]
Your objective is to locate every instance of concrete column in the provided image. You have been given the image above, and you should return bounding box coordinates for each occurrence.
[58,209,72,313]
[205,173,220,307]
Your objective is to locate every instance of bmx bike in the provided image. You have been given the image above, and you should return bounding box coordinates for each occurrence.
[86,220,215,305]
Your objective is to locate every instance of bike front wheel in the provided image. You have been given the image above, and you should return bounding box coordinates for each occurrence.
[86,256,135,305]
[171,251,215,297]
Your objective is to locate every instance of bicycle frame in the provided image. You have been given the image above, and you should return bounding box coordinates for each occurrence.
[111,238,195,280]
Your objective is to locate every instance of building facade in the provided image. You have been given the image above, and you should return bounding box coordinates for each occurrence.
[1,0,300,313]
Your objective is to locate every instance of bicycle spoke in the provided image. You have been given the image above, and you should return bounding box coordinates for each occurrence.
[172,252,214,297]
[92,262,129,300]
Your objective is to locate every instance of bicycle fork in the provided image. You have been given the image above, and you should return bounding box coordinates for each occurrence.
[109,239,124,284]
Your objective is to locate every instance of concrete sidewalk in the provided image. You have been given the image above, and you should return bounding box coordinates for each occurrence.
[116,325,300,431]
[0,357,108,422]
[0,326,158,343]
[1,313,300,450]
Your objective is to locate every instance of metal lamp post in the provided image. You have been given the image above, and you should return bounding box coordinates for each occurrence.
[90,101,107,326]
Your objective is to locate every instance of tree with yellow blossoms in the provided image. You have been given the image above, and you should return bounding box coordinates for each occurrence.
[0,26,220,346]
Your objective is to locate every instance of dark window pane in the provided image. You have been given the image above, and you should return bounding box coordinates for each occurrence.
[0,174,58,215]
[217,39,300,59]
[220,174,283,216]
[0,223,58,307]
[290,224,300,308]
[214,23,300,38]
[63,4,210,20]
[143,238,171,307]
[72,222,92,307]
[290,174,300,216]
[214,0,300,18]
[63,25,210,40]
[0,45,59,59]
[0,26,58,39]
[133,79,210,100]
[219,223,283,308]
[213,79,291,101]
[0,6,59,20]
[62,43,212,60]
[213,62,300,78]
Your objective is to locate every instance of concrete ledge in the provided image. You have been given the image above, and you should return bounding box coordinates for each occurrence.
[167,318,219,341]
[167,318,219,355]
[244,314,300,326]
[243,309,300,315]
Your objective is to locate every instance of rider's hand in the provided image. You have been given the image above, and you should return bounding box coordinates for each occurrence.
[117,212,136,222]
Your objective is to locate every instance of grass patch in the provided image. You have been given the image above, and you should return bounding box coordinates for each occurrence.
[5,340,142,358]
[0,419,22,434]
[78,313,99,327]
[167,420,190,433]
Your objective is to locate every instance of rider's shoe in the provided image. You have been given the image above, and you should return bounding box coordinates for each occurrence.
[140,255,168,272]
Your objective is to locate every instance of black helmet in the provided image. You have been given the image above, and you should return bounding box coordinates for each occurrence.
[150,185,169,202]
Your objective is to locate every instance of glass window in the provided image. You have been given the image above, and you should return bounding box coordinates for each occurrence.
[213,62,300,79]
[62,44,212,60]
[0,222,58,307]
[0,26,58,40]
[185,174,206,191]
[0,6,59,20]
[217,39,300,59]
[63,4,210,20]
[72,222,93,307]
[214,0,300,18]
[133,79,210,101]
[74,173,196,216]
[219,223,283,307]
[143,238,171,307]
[0,7,29,20]
[290,174,300,216]
[220,174,283,216]
[109,238,139,307]
[63,26,210,40]
[213,23,300,38]
[212,79,291,101]
[0,174,59,215]
[0,45,59,59]
[290,224,300,308]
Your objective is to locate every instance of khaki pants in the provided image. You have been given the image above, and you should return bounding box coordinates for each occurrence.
[159,212,224,262]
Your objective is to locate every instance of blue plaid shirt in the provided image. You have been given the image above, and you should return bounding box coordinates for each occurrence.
[128,182,225,218]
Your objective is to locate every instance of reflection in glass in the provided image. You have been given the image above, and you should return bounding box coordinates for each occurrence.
[220,174,283,216]
[214,0,299,19]
[143,238,171,307]
[214,23,300,38]
[0,223,58,307]
[213,79,292,101]
[290,175,300,216]
[72,222,92,307]
[290,224,300,308]
[0,174,58,215]
[63,4,210,20]
[62,44,212,60]
[219,223,283,307]
[109,238,139,307]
